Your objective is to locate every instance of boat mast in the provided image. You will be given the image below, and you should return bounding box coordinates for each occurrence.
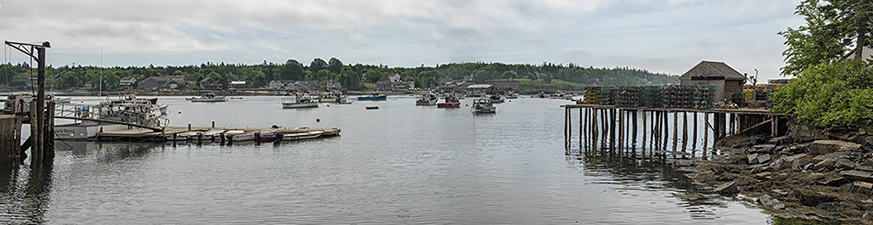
[99,45,103,97]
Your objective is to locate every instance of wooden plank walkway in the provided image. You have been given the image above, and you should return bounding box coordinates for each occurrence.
[95,126,341,140]
[561,104,784,115]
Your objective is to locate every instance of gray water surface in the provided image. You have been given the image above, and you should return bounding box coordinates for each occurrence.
[1,95,768,224]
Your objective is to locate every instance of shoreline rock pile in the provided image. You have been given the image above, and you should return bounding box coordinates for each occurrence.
[676,121,873,224]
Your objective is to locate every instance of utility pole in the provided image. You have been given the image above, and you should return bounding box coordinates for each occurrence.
[5,40,52,165]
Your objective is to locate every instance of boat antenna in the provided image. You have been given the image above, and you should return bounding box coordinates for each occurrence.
[99,45,103,97]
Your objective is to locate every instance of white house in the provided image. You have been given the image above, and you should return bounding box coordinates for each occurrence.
[120,77,137,86]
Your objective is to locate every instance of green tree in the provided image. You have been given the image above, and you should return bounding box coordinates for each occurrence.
[309,58,327,74]
[779,0,873,76]
[501,71,518,80]
[327,57,343,74]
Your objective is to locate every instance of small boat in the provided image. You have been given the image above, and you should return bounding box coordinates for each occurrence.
[416,93,438,106]
[365,105,379,110]
[504,91,519,99]
[357,92,387,101]
[230,131,255,142]
[190,92,226,102]
[203,129,226,139]
[282,94,319,108]
[319,91,351,104]
[282,131,324,140]
[437,95,460,108]
[472,98,496,113]
[167,131,199,141]
[489,95,505,103]
[255,130,279,143]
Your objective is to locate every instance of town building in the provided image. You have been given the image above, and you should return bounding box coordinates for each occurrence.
[679,60,746,103]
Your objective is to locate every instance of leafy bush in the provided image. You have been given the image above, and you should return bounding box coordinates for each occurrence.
[771,60,873,128]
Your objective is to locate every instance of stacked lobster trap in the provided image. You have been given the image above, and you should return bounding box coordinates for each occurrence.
[592,85,715,109]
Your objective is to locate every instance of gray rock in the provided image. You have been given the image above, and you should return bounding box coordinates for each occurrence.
[771,158,790,171]
[757,154,771,164]
[836,159,857,170]
[793,158,811,170]
[862,158,873,167]
[813,160,835,172]
[715,182,739,195]
[817,177,850,187]
[769,136,789,145]
[841,170,873,182]
[801,192,837,207]
[808,140,862,155]
[754,144,777,153]
[758,194,785,210]
[771,189,789,196]
[755,172,771,179]
[852,181,873,195]
[748,153,760,164]
[783,153,808,163]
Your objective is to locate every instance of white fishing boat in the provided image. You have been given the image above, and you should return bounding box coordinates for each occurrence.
[472,98,496,114]
[203,129,226,139]
[227,130,255,142]
[189,92,226,102]
[52,94,169,140]
[282,130,324,140]
[282,94,319,108]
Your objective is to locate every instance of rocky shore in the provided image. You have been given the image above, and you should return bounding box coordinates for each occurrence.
[673,120,873,224]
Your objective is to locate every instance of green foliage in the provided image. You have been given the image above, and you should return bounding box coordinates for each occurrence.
[771,60,873,127]
[780,0,873,76]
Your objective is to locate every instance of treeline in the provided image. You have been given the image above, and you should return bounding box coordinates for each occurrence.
[0,58,677,91]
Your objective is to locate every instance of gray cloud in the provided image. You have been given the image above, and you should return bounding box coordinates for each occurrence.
[0,0,802,80]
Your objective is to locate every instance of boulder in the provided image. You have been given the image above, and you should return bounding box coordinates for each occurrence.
[841,170,873,182]
[769,136,790,145]
[748,153,760,164]
[757,194,785,210]
[813,160,836,172]
[772,189,789,197]
[852,181,873,195]
[817,177,850,187]
[800,192,837,207]
[783,153,808,163]
[715,182,739,195]
[757,154,771,164]
[754,144,777,154]
[862,159,873,167]
[793,158,811,170]
[836,159,857,170]
[808,140,862,155]
[755,172,771,180]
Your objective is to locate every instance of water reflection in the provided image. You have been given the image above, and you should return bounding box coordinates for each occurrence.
[0,161,53,224]
[567,147,730,221]
[55,141,161,162]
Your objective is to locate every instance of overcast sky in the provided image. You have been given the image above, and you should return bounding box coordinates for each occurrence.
[1,0,802,81]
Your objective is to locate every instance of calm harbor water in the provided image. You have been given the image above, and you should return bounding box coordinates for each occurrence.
[1,95,770,224]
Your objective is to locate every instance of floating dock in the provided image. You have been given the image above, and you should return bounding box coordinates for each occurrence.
[92,126,340,142]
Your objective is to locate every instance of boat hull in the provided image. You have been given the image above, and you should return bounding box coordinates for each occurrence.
[357,95,387,101]
[282,131,323,140]
[282,102,319,108]
[437,102,460,108]
[55,123,129,140]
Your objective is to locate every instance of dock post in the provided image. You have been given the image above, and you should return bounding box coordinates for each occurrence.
[0,115,22,164]
[632,110,637,151]
[693,112,698,151]
[188,123,191,131]
[580,107,584,151]
[729,113,736,135]
[682,111,688,155]
[618,109,624,153]
[641,110,647,157]
[703,112,709,156]
[673,110,678,158]
[590,108,597,149]
[610,109,616,151]
[663,111,669,156]
[652,110,659,152]
[601,109,607,149]
[564,107,569,152]
[212,121,215,128]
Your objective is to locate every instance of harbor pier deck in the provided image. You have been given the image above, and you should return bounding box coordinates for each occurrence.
[561,104,785,159]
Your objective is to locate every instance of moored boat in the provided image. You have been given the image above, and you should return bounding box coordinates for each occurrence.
[281,131,324,140]
[189,92,226,102]
[357,93,387,101]
[255,130,279,143]
[489,95,505,103]
[416,93,438,106]
[437,95,460,108]
[282,94,319,108]
[472,98,496,113]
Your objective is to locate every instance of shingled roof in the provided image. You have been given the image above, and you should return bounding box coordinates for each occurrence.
[680,61,745,81]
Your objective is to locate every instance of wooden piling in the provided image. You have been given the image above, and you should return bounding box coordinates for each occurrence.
[619,109,624,153]
[703,112,709,156]
[0,115,22,164]
[682,111,687,154]
[692,112,698,150]
[632,110,637,150]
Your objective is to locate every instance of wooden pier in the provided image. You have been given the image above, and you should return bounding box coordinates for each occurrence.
[561,104,784,159]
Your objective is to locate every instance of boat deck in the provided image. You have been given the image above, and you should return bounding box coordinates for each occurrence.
[94,126,340,141]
